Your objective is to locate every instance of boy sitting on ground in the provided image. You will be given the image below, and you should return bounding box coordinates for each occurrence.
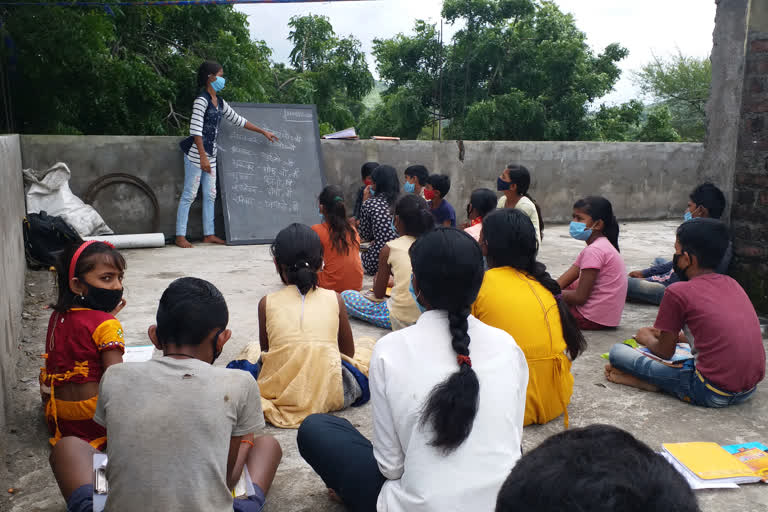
[49,277,282,512]
[425,174,456,227]
[627,183,731,305]
[607,219,765,407]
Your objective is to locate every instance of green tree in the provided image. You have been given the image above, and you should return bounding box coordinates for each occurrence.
[634,52,710,141]
[275,14,374,133]
[591,100,644,142]
[368,0,627,140]
[636,105,681,142]
[2,2,272,135]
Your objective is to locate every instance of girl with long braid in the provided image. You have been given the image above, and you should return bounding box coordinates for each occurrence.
[473,208,586,427]
[297,228,528,512]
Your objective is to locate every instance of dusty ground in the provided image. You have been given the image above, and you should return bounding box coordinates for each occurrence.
[4,220,768,512]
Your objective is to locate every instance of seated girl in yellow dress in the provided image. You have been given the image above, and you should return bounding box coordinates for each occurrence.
[256,223,373,429]
[472,209,587,427]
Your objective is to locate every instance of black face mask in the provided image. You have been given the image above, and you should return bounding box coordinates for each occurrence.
[80,284,123,313]
[672,253,689,282]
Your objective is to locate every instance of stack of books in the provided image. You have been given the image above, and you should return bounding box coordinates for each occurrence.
[661,442,768,490]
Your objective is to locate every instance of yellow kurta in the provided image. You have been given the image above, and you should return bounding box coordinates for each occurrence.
[472,267,573,427]
[259,286,373,429]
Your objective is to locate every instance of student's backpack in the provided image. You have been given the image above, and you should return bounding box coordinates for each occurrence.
[22,211,82,269]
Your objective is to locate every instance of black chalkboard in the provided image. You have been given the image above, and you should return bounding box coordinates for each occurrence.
[216,103,326,245]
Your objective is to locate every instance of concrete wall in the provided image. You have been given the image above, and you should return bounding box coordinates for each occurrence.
[20,136,704,239]
[324,140,705,224]
[0,135,27,469]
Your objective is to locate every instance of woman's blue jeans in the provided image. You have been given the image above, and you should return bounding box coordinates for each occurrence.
[175,155,216,237]
[609,343,757,407]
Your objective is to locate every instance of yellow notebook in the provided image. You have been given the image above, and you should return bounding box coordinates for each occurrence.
[662,442,763,484]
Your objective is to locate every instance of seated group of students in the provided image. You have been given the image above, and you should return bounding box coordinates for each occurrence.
[40,163,764,512]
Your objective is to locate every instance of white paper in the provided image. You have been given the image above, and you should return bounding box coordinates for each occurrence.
[123,345,155,363]
[660,452,740,490]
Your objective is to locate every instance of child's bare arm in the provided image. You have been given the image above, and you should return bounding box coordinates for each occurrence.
[336,294,355,358]
[562,268,599,306]
[373,246,391,299]
[258,297,269,352]
[557,264,580,289]
[100,350,123,370]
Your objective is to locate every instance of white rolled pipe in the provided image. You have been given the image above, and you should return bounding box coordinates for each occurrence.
[82,233,165,249]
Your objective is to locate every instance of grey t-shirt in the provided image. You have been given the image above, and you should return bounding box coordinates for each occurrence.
[94,357,265,512]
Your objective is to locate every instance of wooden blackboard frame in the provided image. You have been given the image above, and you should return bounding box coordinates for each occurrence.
[219,103,326,245]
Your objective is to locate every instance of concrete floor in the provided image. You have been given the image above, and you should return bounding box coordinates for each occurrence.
[4,220,768,512]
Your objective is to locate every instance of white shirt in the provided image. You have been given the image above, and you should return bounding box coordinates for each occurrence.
[186,96,247,170]
[497,195,541,246]
[371,310,529,512]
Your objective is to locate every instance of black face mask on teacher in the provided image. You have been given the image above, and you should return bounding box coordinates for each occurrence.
[80,285,123,313]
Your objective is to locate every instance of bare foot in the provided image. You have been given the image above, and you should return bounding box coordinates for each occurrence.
[202,235,227,245]
[327,488,342,504]
[604,364,659,392]
[175,236,194,248]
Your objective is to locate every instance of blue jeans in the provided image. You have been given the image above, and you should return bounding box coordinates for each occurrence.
[627,278,666,305]
[609,343,757,407]
[176,155,216,237]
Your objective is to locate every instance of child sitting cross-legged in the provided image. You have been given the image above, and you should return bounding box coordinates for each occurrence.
[258,223,373,428]
[342,194,435,330]
[49,277,282,512]
[606,218,765,406]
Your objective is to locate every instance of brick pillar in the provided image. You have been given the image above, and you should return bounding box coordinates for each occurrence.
[731,0,768,313]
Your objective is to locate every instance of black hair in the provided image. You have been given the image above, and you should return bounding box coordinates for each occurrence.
[371,164,400,206]
[690,182,726,219]
[319,185,358,255]
[676,218,729,270]
[410,228,485,453]
[361,161,379,180]
[155,277,229,346]
[573,196,620,251]
[482,210,586,360]
[394,194,435,237]
[469,188,497,218]
[506,164,545,238]
[52,241,125,313]
[270,223,324,295]
[197,60,222,89]
[495,425,700,512]
[404,164,429,186]
[427,174,451,198]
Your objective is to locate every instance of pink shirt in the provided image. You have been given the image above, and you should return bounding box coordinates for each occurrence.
[464,223,482,242]
[654,273,765,392]
[573,236,627,327]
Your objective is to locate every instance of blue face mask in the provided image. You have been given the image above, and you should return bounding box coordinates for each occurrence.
[391,219,399,236]
[211,76,226,92]
[404,181,416,193]
[569,221,593,241]
[497,177,511,192]
[369,188,375,197]
[319,208,324,222]
[409,277,427,313]
[683,210,693,222]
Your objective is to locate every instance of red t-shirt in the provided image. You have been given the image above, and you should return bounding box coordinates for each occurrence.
[654,273,765,392]
[311,222,364,294]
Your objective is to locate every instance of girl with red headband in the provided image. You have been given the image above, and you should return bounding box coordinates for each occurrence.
[298,228,529,512]
[39,240,127,451]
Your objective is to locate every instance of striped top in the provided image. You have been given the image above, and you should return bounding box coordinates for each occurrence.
[185,95,247,170]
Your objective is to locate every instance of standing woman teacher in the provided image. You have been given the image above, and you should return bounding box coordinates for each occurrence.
[176,60,278,248]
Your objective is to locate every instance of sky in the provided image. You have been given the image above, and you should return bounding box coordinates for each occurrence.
[235,0,716,105]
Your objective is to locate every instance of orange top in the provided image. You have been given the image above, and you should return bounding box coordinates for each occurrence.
[312,222,364,293]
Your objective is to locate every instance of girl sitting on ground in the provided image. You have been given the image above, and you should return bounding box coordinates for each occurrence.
[257,224,373,429]
[463,188,497,242]
[40,241,127,450]
[342,194,434,330]
[298,228,529,512]
[312,185,363,294]
[358,165,399,275]
[473,209,586,427]
[496,164,543,246]
[557,196,627,330]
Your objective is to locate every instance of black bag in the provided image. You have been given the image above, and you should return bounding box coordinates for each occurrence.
[22,211,82,269]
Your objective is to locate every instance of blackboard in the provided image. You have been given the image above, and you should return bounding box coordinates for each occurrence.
[217,103,326,245]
